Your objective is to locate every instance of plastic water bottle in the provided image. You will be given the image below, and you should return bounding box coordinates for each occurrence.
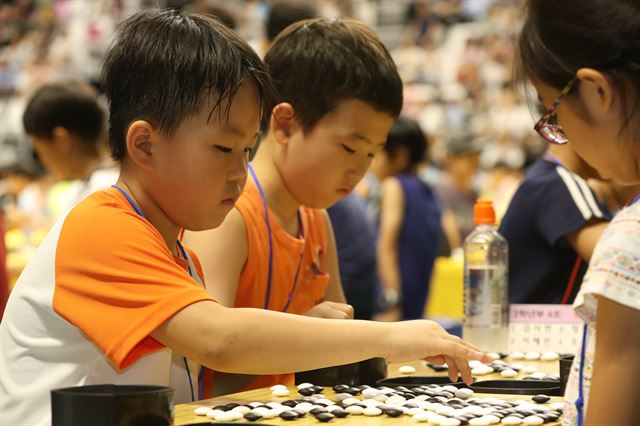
[463,199,509,352]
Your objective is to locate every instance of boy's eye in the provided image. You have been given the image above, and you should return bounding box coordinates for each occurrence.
[215,145,232,153]
[341,144,356,154]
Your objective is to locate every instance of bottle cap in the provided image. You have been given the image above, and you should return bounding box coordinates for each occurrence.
[474,199,496,225]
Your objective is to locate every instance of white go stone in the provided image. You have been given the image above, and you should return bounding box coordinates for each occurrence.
[399,365,417,374]
[315,398,333,406]
[266,402,283,408]
[530,372,547,379]
[406,407,423,416]
[193,406,209,416]
[469,360,483,368]
[214,411,237,422]
[501,368,519,378]
[522,415,544,425]
[248,402,263,408]
[524,351,541,360]
[523,366,538,374]
[493,359,507,365]
[262,410,279,419]
[361,399,382,407]
[271,388,290,397]
[363,407,383,416]
[231,405,250,415]
[471,365,494,375]
[435,405,455,416]
[270,384,287,392]
[502,416,524,425]
[334,392,352,401]
[484,414,501,424]
[510,351,525,360]
[345,405,364,415]
[385,395,406,405]
[511,363,525,370]
[442,385,459,393]
[440,418,462,426]
[412,412,431,422]
[296,382,314,389]
[469,417,491,426]
[361,388,380,398]
[342,397,361,406]
[295,402,313,413]
[487,352,501,360]
[549,402,566,411]
[455,388,474,399]
[206,409,224,418]
[541,351,560,361]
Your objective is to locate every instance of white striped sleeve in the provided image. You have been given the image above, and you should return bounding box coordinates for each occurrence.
[555,166,593,220]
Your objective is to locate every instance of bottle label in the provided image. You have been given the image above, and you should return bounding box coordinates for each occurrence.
[464,265,508,329]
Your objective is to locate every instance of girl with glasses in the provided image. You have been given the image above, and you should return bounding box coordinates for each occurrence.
[517,1,640,425]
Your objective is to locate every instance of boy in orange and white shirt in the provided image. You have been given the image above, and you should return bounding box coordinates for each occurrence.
[0,10,488,426]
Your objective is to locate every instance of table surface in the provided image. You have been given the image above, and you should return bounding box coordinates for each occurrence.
[174,358,564,425]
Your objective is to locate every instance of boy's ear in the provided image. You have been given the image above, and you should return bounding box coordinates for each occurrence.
[270,103,298,145]
[51,127,73,153]
[125,120,155,170]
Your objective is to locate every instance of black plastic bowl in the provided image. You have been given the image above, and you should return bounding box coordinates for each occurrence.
[376,376,471,388]
[51,384,173,426]
[295,357,387,387]
[470,379,562,396]
[559,354,575,394]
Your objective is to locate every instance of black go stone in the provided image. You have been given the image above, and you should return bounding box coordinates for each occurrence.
[499,352,509,359]
[292,409,307,418]
[332,384,349,393]
[282,400,298,408]
[542,376,560,382]
[280,410,299,421]
[315,412,335,423]
[345,387,361,395]
[223,403,240,410]
[396,386,410,392]
[312,385,325,394]
[403,403,419,409]
[298,387,315,396]
[532,394,551,404]
[384,408,403,418]
[455,416,470,425]
[442,391,455,398]
[358,385,371,390]
[314,402,329,407]
[244,412,262,422]
[310,408,328,416]
[213,405,228,411]
[330,409,349,418]
[523,376,539,381]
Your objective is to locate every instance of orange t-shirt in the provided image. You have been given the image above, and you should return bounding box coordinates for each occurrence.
[202,181,330,397]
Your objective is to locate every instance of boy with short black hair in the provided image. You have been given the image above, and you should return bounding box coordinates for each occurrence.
[22,81,117,207]
[1,10,487,425]
[184,18,405,395]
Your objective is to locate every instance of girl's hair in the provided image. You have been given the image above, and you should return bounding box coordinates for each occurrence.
[516,0,640,131]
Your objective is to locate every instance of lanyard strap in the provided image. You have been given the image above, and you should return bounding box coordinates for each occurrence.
[111,184,198,401]
[248,164,304,312]
[576,324,588,426]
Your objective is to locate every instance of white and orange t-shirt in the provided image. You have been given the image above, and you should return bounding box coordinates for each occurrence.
[0,188,214,426]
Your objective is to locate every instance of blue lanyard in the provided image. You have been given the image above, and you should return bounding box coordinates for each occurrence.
[576,324,588,426]
[111,184,197,402]
[631,193,640,206]
[248,164,304,312]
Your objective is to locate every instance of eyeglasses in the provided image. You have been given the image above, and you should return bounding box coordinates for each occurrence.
[534,77,578,145]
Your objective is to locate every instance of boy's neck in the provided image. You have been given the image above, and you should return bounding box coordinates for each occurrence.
[250,137,302,236]
[114,172,181,257]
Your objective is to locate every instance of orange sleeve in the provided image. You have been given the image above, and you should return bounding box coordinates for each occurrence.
[53,194,214,370]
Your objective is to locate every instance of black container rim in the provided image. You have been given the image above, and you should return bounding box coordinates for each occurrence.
[51,384,172,397]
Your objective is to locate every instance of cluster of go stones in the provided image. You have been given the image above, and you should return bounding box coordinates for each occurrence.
[421,352,561,382]
[192,381,563,424]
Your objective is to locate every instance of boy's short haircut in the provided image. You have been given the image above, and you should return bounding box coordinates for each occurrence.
[22,81,105,154]
[385,116,427,169]
[263,18,403,134]
[266,2,317,42]
[102,9,274,161]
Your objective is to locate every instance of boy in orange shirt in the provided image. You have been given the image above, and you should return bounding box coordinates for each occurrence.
[0,10,488,424]
[184,18,405,395]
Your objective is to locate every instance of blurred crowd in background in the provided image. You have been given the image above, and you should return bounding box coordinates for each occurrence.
[0,0,540,301]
